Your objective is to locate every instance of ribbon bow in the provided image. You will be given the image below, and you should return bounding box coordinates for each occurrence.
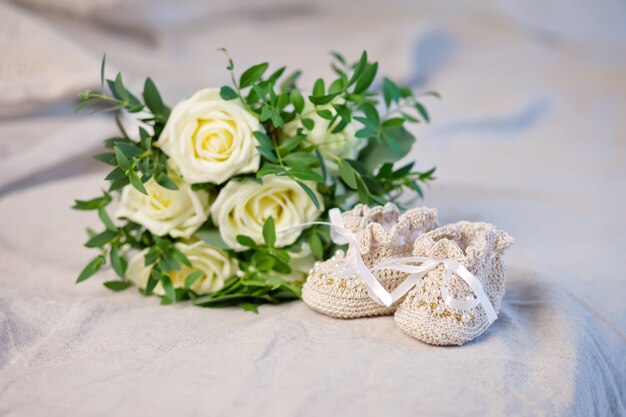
[370,257,498,323]
[281,208,497,323]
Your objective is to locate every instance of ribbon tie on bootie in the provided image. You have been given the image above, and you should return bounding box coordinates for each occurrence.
[370,257,498,323]
[281,208,497,322]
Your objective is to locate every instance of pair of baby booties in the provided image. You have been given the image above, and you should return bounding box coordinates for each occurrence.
[302,204,513,346]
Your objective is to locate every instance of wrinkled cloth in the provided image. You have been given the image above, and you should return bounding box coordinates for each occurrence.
[1,0,625,416]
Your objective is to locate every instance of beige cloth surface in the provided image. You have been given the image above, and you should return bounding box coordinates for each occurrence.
[1,1,625,416]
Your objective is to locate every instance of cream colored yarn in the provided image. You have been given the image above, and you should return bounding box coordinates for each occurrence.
[302,203,439,319]
[394,221,513,345]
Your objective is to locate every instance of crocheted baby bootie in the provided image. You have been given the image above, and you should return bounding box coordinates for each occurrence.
[393,222,513,345]
[302,203,439,319]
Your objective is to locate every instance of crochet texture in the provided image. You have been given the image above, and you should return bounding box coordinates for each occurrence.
[302,203,439,319]
[394,221,513,345]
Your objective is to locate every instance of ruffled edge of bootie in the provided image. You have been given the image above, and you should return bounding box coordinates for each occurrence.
[342,203,439,254]
[413,221,513,267]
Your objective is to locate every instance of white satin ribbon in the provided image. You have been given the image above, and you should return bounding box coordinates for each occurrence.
[281,208,393,306]
[371,257,498,324]
[279,208,497,323]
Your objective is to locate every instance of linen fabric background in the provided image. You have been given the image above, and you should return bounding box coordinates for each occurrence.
[1,0,625,416]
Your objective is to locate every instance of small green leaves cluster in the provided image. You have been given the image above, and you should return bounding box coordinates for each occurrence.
[193,217,299,312]
[73,190,206,304]
[218,50,438,211]
[78,57,175,195]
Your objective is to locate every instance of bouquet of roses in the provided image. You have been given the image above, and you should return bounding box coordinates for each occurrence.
[73,50,437,312]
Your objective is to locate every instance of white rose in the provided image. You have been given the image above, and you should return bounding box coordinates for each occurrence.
[282,99,366,172]
[126,241,236,295]
[157,88,261,184]
[211,175,323,251]
[116,173,210,239]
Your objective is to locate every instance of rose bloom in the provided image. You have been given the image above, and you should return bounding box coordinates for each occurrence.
[157,88,261,184]
[115,171,210,239]
[126,240,236,295]
[211,175,323,251]
[281,98,366,172]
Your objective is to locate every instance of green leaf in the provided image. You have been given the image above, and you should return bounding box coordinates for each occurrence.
[145,268,160,294]
[330,51,346,65]
[277,92,290,110]
[256,164,287,178]
[312,78,325,97]
[114,146,131,169]
[253,131,274,149]
[315,149,327,182]
[256,146,278,163]
[348,51,368,86]
[328,78,346,94]
[356,176,371,204]
[236,235,257,248]
[278,134,305,153]
[85,230,117,248]
[74,98,101,113]
[254,254,275,271]
[290,90,305,113]
[288,168,324,183]
[239,303,259,313]
[307,231,324,259]
[115,141,142,159]
[109,177,130,192]
[420,90,441,99]
[360,102,380,124]
[338,159,358,189]
[139,127,152,149]
[93,152,116,165]
[76,255,105,283]
[100,54,106,91]
[301,118,315,130]
[270,109,284,128]
[414,102,430,123]
[155,172,178,190]
[129,172,148,195]
[280,70,302,93]
[267,66,286,83]
[309,93,340,106]
[160,275,177,302]
[382,118,405,128]
[353,62,378,94]
[196,227,230,249]
[382,77,403,107]
[103,280,132,292]
[73,194,111,210]
[104,167,126,181]
[283,152,319,167]
[184,270,204,289]
[295,181,320,210]
[110,245,126,279]
[359,125,415,172]
[220,86,238,100]
[260,106,271,122]
[172,248,192,267]
[240,62,269,88]
[316,109,333,120]
[262,216,276,247]
[113,73,130,102]
[98,208,118,232]
[143,77,165,116]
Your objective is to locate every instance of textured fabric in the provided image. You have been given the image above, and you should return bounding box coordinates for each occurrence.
[1,1,626,416]
[302,204,438,318]
[394,222,513,345]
